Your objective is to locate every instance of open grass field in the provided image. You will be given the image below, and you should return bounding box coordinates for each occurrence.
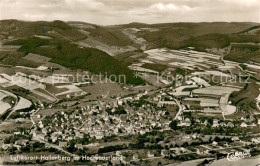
[0,102,11,115]
[13,97,32,111]
[80,80,125,100]
[0,120,31,132]
[36,108,64,117]
[23,53,51,63]
[0,66,15,75]
[45,84,69,94]
[225,110,249,120]
[2,73,45,90]
[138,73,165,87]
[31,88,57,103]
[55,84,83,96]
[0,51,42,68]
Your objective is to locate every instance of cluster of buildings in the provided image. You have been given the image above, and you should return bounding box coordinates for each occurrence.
[33,97,173,147]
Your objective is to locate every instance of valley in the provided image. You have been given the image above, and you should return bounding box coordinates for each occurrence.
[0,20,260,165]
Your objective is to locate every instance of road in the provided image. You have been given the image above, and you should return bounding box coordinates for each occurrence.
[165,91,183,120]
[30,108,40,127]
[174,99,182,120]
[257,101,260,111]
[209,155,260,166]
[4,94,19,120]
[42,89,59,103]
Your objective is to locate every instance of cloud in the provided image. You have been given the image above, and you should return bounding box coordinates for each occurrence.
[63,0,106,10]
[0,0,259,25]
[150,3,193,12]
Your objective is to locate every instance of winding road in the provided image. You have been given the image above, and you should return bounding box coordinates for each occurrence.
[174,99,183,120]
[0,90,19,120]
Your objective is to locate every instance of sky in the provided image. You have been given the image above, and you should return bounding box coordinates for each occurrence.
[0,0,259,25]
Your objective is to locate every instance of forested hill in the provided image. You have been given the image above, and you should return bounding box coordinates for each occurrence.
[4,38,144,85]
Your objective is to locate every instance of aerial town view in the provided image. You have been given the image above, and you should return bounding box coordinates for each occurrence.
[0,0,260,165]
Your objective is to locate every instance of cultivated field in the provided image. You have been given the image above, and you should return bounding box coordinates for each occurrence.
[144,49,222,71]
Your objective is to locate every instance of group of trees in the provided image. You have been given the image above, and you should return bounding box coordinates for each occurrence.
[141,63,168,72]
[98,144,127,153]
[66,136,90,154]
[169,120,178,130]
[105,106,127,115]
[9,112,30,119]
[169,153,199,161]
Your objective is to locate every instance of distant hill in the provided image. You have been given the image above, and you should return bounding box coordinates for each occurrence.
[178,33,260,49]
[131,22,260,49]
[0,20,87,41]
[2,20,258,50]
[120,22,150,28]
[67,21,260,50]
